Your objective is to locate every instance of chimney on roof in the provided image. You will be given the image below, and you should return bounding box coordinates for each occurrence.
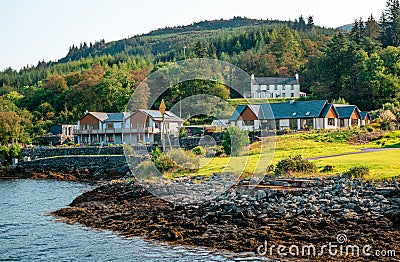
[295,73,299,80]
[84,110,88,115]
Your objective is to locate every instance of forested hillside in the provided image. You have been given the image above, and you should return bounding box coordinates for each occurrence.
[0,0,399,145]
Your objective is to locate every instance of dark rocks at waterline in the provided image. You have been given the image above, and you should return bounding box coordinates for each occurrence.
[53,177,400,261]
[2,155,148,181]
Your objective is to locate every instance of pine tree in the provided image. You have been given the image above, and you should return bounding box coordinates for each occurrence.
[307,16,314,30]
[350,18,364,44]
[380,0,400,47]
[364,14,381,41]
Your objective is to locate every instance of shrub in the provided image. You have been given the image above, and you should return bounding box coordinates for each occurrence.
[134,160,160,179]
[380,120,395,131]
[0,145,9,160]
[266,164,274,173]
[365,125,374,132]
[182,162,196,170]
[321,164,334,173]
[343,166,369,179]
[192,146,206,156]
[222,126,250,156]
[151,148,174,173]
[214,146,225,157]
[167,148,199,169]
[9,144,21,158]
[274,155,316,176]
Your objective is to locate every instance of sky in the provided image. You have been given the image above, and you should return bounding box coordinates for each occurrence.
[0,0,387,71]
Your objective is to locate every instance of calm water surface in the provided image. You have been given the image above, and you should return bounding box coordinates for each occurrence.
[0,179,265,261]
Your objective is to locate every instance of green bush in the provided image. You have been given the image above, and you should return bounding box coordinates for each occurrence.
[365,125,374,132]
[192,146,206,156]
[321,164,335,173]
[167,148,199,169]
[151,147,174,173]
[150,147,201,173]
[274,155,316,176]
[222,126,250,156]
[343,166,369,179]
[0,145,9,160]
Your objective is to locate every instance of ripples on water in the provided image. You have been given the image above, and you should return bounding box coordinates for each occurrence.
[0,179,268,261]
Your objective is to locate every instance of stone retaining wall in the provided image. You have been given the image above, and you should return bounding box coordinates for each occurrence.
[21,146,125,158]
[20,155,129,173]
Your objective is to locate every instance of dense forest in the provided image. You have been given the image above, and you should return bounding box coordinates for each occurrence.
[0,0,400,146]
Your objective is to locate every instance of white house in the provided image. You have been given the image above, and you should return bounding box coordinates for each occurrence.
[246,74,306,99]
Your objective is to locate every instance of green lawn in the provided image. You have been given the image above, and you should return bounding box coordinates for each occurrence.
[312,150,400,180]
[178,131,400,180]
[194,134,368,176]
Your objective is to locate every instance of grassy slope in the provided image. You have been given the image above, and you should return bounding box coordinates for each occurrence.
[195,135,367,176]
[193,131,400,179]
[313,150,400,180]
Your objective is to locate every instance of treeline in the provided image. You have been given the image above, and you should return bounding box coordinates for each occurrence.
[0,0,399,146]
[304,0,400,110]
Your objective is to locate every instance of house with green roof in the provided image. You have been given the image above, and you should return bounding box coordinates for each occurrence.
[230,100,364,131]
[334,104,362,128]
[360,111,371,126]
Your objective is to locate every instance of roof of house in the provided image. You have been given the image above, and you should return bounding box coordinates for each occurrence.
[360,111,370,119]
[132,109,184,122]
[319,103,338,118]
[230,100,330,121]
[266,100,327,119]
[84,112,130,122]
[229,105,247,121]
[211,119,230,126]
[333,105,360,119]
[252,76,299,86]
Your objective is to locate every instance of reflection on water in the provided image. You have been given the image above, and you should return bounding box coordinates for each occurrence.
[0,179,257,261]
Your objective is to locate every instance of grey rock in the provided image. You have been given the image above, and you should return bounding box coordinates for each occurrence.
[256,190,266,201]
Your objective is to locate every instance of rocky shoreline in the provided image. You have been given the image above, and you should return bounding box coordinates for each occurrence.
[0,167,126,181]
[52,176,400,261]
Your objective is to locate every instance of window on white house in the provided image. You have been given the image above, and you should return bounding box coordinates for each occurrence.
[274,85,278,90]
[291,85,294,90]
[244,120,254,126]
[328,118,335,126]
